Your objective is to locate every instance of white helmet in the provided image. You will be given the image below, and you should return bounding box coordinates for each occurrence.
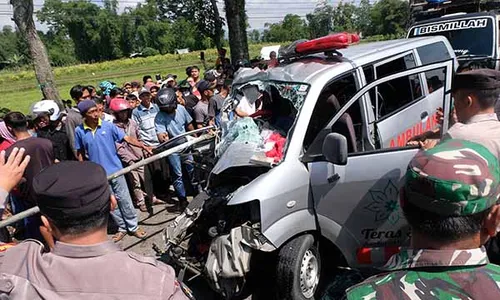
[31,100,62,121]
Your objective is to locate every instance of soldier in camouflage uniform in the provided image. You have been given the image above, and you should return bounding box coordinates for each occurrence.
[346,139,500,299]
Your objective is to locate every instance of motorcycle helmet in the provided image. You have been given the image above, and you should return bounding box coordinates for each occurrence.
[31,100,62,121]
[156,88,178,110]
[109,98,131,113]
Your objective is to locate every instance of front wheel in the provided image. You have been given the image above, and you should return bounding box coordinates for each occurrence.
[276,234,321,300]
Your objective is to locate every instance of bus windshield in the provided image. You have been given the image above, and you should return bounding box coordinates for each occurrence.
[409,17,494,58]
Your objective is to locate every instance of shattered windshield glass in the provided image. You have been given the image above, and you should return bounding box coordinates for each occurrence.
[216,80,309,167]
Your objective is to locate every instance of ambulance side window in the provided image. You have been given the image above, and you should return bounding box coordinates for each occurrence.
[303,72,362,159]
[369,53,424,119]
[417,42,450,94]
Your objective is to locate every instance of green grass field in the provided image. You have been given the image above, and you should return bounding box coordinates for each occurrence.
[1,44,268,113]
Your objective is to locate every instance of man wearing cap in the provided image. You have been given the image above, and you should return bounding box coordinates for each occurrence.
[155,88,196,209]
[193,80,215,129]
[164,74,177,88]
[411,69,500,155]
[74,100,151,242]
[346,139,500,299]
[0,161,191,299]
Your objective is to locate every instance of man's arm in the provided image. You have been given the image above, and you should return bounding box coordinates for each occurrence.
[235,107,249,118]
[123,136,153,154]
[76,149,85,162]
[74,128,85,162]
[193,107,205,129]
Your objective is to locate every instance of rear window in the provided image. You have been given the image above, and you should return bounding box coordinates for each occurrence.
[417,42,451,64]
[417,42,450,94]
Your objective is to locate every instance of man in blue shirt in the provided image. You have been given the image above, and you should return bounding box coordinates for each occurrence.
[155,88,196,209]
[75,100,151,242]
[132,90,160,147]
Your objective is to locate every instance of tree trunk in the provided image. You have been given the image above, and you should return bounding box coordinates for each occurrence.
[209,0,224,51]
[11,0,62,106]
[224,0,249,64]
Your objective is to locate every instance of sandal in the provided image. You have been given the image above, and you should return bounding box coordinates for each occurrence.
[112,231,126,243]
[130,228,147,239]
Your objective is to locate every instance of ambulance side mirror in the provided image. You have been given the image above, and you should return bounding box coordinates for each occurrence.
[322,133,348,165]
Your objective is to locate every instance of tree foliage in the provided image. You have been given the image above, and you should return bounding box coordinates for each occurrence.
[262,14,309,43]
[264,0,409,43]
[157,0,224,49]
[0,0,410,70]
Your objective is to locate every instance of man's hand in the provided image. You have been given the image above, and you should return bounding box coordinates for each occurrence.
[158,132,169,143]
[110,195,118,211]
[0,148,30,193]
[419,139,439,150]
[143,145,153,155]
[436,107,458,127]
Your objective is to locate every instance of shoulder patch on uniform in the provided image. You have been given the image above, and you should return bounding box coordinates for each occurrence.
[126,251,158,267]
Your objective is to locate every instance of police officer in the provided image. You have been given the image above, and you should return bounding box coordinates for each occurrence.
[444,69,500,157]
[346,139,500,299]
[411,69,500,156]
[0,161,191,299]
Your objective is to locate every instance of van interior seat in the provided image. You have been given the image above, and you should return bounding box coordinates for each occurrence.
[327,95,358,153]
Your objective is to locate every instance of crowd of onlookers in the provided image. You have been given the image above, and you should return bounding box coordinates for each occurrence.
[0,47,283,244]
[0,49,245,243]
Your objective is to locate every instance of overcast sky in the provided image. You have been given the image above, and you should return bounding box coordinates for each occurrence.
[0,0,331,31]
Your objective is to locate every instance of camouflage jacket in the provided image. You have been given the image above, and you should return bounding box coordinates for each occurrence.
[346,247,500,299]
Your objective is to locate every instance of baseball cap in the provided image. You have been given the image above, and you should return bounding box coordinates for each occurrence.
[139,88,151,97]
[196,80,216,94]
[452,69,500,91]
[33,161,111,221]
[403,139,500,216]
[77,100,97,116]
[204,72,217,82]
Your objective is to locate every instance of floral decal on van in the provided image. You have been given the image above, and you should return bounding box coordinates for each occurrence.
[365,180,402,225]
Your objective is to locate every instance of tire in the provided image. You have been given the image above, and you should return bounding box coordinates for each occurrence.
[276,234,321,300]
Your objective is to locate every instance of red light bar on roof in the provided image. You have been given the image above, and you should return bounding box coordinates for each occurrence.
[296,33,360,54]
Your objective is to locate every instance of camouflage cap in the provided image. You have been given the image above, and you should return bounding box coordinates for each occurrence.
[403,139,500,216]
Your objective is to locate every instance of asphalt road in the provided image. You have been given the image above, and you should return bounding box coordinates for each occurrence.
[110,200,222,299]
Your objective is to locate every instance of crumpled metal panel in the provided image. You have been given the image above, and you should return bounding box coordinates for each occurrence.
[211,142,260,175]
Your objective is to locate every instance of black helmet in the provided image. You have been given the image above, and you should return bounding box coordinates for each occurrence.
[156,88,178,110]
